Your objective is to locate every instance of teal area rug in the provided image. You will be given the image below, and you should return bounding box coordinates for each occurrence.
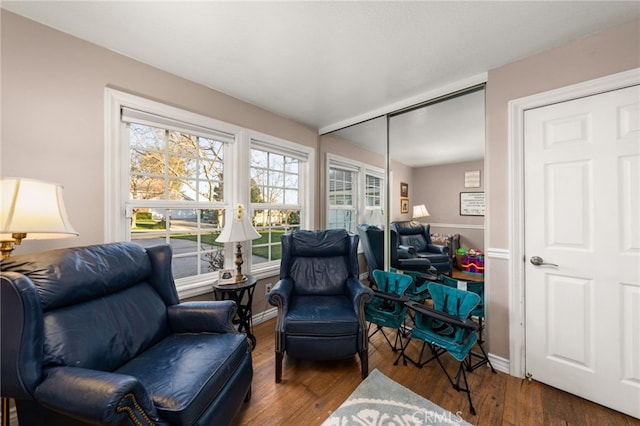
[322,369,473,426]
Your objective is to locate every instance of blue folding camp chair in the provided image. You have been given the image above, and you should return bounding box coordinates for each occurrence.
[397,282,491,415]
[365,270,413,351]
[438,274,495,372]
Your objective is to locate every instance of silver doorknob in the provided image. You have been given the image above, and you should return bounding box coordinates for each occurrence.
[530,256,558,267]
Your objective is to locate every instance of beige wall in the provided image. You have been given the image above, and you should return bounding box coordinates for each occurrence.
[0,11,318,257]
[3,10,639,365]
[412,159,484,250]
[0,10,319,313]
[485,18,640,359]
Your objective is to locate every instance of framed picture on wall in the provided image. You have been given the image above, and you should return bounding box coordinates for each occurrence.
[400,198,409,214]
[460,192,485,216]
[400,182,409,198]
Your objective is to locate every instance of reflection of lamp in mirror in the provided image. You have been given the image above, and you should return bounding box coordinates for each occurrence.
[215,204,261,283]
[367,208,385,228]
[412,204,430,222]
[1,177,78,260]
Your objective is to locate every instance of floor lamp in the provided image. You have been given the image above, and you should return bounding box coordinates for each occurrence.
[1,177,78,425]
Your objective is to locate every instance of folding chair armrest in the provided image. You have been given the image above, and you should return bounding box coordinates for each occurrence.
[373,290,410,304]
[405,301,479,331]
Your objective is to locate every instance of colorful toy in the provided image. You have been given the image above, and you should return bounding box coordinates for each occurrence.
[459,248,484,275]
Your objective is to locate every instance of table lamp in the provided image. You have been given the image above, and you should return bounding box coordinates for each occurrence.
[215,204,260,283]
[1,177,78,426]
[412,204,430,221]
[1,177,78,260]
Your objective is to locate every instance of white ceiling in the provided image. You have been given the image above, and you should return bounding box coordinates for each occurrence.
[3,1,639,166]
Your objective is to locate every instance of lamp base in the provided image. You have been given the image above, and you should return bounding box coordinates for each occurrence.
[0,241,16,261]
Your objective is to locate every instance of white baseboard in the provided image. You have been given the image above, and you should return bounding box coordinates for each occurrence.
[253,306,278,325]
[488,353,510,374]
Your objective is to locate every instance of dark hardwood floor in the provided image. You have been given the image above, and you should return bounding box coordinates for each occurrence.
[232,317,639,426]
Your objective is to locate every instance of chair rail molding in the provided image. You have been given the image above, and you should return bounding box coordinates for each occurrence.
[429,223,485,230]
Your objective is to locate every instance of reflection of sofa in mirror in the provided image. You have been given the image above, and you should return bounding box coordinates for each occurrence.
[390,221,452,275]
[358,224,434,287]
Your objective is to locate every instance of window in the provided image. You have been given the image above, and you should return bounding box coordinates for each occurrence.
[326,154,384,232]
[106,89,315,298]
[327,166,357,232]
[250,140,310,269]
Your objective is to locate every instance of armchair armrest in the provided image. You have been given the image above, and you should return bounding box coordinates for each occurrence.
[346,277,374,311]
[35,367,159,425]
[405,301,478,331]
[427,244,450,255]
[373,290,410,304]
[268,278,294,314]
[168,301,237,334]
[398,245,416,258]
[397,257,433,273]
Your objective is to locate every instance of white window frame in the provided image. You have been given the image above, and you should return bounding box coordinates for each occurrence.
[249,136,314,272]
[105,88,314,298]
[326,153,384,232]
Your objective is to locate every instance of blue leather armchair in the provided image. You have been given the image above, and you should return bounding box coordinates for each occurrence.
[390,221,452,275]
[268,229,374,383]
[0,242,252,425]
[358,224,435,286]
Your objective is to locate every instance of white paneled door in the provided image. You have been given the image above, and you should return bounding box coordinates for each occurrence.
[524,85,640,418]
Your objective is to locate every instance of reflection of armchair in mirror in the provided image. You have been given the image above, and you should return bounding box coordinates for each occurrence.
[358,224,435,288]
[320,86,485,276]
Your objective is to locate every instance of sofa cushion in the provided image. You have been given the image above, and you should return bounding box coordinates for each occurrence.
[115,332,249,425]
[284,295,359,335]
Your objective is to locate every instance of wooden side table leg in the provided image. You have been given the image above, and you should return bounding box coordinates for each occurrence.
[2,397,10,426]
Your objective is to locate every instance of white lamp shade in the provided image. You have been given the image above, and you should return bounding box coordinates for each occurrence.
[215,204,261,243]
[1,177,78,238]
[412,204,430,219]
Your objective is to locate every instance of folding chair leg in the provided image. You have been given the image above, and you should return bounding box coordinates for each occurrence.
[454,362,476,416]
[467,340,497,373]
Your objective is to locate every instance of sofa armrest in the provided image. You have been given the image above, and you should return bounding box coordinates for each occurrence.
[35,367,159,425]
[168,301,237,334]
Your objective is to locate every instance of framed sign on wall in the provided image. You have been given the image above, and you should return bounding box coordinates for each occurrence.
[460,192,485,216]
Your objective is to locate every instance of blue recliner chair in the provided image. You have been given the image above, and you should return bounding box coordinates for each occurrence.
[0,242,252,425]
[391,221,452,275]
[358,224,434,302]
[268,229,374,383]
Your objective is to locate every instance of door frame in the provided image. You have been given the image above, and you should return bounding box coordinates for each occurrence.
[507,68,640,378]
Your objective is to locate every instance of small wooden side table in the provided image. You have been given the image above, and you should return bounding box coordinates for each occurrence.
[212,275,257,350]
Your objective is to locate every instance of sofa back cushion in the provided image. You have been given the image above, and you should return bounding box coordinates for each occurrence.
[43,283,168,371]
[3,242,153,311]
[1,242,171,372]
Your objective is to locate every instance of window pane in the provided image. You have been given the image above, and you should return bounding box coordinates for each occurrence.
[130,207,225,278]
[327,209,355,232]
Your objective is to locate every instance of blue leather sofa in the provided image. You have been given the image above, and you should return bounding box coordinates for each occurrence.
[391,221,452,275]
[268,229,374,382]
[0,242,252,425]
